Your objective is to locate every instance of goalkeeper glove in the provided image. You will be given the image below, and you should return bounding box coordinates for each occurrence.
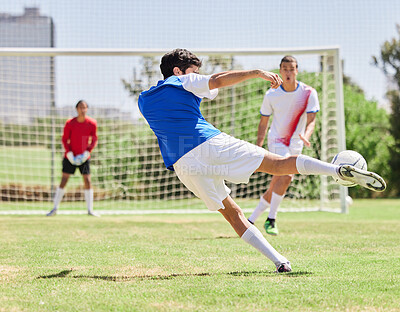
[81,150,90,163]
[66,151,76,165]
[74,151,90,166]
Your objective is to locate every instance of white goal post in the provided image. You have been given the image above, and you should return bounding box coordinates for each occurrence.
[0,47,348,214]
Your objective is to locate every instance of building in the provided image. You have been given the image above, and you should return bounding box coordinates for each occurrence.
[0,7,55,124]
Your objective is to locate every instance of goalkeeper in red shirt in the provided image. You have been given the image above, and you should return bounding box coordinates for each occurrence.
[47,100,99,217]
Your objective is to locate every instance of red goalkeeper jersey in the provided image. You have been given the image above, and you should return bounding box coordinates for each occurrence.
[62,116,98,158]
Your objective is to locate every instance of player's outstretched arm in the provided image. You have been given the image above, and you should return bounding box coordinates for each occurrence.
[209,70,282,90]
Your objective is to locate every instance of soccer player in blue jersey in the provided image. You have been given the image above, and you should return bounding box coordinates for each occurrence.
[138,48,386,273]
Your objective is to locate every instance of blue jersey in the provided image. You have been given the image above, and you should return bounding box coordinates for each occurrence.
[138,74,221,170]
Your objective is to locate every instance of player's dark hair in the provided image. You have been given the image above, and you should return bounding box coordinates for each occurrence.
[280,55,298,68]
[160,48,202,79]
[75,100,88,108]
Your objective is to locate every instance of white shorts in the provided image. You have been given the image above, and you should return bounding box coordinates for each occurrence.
[173,133,266,211]
[268,138,303,157]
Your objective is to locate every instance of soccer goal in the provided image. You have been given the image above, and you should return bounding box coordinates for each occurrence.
[0,47,348,214]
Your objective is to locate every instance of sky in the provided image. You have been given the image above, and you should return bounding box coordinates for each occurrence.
[1,0,399,114]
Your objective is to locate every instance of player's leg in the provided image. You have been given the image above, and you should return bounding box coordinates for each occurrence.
[47,173,70,216]
[80,160,99,217]
[255,153,386,192]
[59,173,70,188]
[83,174,97,217]
[218,196,291,272]
[263,174,292,235]
[262,143,304,234]
[219,195,250,236]
[173,135,291,272]
[247,178,276,224]
[255,153,330,175]
[248,142,292,226]
[82,173,91,189]
[249,140,290,227]
[47,158,74,216]
[263,179,275,204]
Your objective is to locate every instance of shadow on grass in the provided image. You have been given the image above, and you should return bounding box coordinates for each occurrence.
[190,235,238,240]
[37,269,312,281]
[37,270,74,279]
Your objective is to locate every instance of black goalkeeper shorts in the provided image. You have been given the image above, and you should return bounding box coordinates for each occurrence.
[62,158,90,175]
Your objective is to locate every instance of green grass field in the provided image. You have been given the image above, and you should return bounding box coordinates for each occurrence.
[1,199,399,311]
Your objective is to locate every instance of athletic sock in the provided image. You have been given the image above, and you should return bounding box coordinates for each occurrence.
[53,187,65,210]
[248,196,270,224]
[84,189,94,213]
[268,192,283,220]
[241,225,288,266]
[296,154,338,177]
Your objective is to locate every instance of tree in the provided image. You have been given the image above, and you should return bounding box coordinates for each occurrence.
[372,24,400,196]
[342,79,392,198]
[122,57,160,99]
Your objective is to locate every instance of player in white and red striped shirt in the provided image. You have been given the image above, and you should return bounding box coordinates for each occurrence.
[248,56,319,235]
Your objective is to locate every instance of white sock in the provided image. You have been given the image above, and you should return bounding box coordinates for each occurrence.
[248,196,270,223]
[296,154,338,177]
[268,192,283,220]
[53,187,65,210]
[84,189,94,213]
[241,225,288,266]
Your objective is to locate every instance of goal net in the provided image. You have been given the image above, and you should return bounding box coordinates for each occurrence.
[0,48,348,214]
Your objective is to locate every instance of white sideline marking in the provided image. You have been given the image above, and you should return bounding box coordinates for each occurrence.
[0,207,340,215]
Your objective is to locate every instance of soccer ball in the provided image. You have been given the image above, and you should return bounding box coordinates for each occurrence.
[331,150,367,187]
[346,195,353,206]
